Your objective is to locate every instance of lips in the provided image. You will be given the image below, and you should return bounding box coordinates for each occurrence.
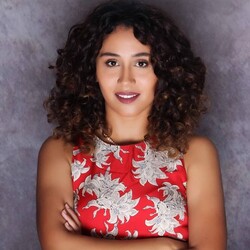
[115,92,140,104]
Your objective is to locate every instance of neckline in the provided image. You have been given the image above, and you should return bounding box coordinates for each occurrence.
[95,135,146,148]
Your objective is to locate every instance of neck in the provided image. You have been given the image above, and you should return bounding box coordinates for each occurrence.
[104,112,148,144]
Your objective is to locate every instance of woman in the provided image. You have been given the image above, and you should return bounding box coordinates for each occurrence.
[36,1,227,249]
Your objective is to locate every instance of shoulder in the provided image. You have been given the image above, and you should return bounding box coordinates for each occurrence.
[184,136,227,249]
[183,135,219,172]
[37,136,74,195]
[186,135,217,154]
[38,136,74,171]
[37,138,77,247]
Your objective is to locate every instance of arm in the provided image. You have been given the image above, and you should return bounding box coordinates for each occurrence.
[184,136,227,250]
[36,137,187,250]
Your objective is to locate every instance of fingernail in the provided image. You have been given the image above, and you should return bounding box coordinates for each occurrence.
[62,210,66,215]
[65,203,69,209]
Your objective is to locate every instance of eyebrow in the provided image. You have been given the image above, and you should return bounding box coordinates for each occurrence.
[98,52,151,57]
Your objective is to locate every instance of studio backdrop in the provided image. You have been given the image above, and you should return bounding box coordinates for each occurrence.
[0,0,249,249]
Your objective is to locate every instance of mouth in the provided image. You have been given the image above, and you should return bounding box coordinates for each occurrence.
[115,92,140,104]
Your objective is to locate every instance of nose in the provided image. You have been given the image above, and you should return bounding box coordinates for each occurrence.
[117,65,135,84]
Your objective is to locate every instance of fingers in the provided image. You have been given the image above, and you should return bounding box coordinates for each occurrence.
[64,221,74,232]
[65,203,81,228]
[61,209,79,231]
[61,203,81,233]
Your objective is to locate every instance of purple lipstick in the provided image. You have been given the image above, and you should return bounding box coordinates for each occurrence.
[115,92,140,104]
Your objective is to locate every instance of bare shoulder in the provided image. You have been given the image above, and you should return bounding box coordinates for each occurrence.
[186,135,217,155]
[37,137,76,248]
[38,136,73,165]
[184,135,219,171]
[184,136,227,249]
[37,137,75,223]
[39,136,73,156]
[37,136,74,189]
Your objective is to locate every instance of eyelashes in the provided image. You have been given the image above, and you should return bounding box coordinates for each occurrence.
[135,61,148,68]
[104,59,150,68]
[105,60,119,67]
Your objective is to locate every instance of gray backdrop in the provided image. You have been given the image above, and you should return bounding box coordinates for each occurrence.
[0,0,249,249]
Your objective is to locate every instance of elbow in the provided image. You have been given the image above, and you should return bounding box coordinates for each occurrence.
[38,229,70,250]
[38,236,61,250]
[187,243,227,250]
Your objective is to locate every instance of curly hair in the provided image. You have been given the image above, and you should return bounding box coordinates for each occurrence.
[45,0,207,154]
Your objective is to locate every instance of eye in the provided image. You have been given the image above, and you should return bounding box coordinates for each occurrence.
[135,60,149,68]
[105,60,119,67]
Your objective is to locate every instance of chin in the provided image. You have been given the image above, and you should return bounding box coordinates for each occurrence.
[116,108,151,118]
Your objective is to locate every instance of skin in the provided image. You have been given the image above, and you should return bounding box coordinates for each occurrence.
[37,27,227,250]
[96,26,158,144]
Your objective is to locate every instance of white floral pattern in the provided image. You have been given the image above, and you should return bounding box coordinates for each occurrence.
[91,223,138,239]
[93,137,129,167]
[124,230,139,239]
[159,182,186,221]
[91,223,118,239]
[144,182,186,236]
[71,159,90,181]
[79,175,95,197]
[132,143,182,186]
[83,168,139,224]
[73,189,80,216]
[71,138,188,240]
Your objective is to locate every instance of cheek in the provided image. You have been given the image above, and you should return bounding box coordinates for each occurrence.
[96,61,107,82]
[149,81,158,98]
[97,69,117,84]
[145,75,158,92]
[98,81,114,99]
[139,69,157,82]
[97,73,109,89]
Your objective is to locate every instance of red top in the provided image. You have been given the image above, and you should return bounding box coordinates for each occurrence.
[71,137,188,240]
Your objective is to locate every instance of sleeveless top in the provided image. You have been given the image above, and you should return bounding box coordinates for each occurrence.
[71,137,188,241]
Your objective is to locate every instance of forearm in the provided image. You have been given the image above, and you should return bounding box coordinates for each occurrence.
[40,231,187,250]
[39,206,188,250]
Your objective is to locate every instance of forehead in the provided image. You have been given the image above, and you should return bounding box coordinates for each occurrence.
[99,26,151,54]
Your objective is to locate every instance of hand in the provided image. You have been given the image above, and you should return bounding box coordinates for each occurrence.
[61,203,82,234]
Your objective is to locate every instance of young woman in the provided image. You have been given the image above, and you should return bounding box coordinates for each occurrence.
[36,1,227,249]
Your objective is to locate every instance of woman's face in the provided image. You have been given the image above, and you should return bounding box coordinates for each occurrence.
[96,26,158,120]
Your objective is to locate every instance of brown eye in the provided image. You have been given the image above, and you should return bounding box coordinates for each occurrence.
[106,60,119,67]
[136,61,148,68]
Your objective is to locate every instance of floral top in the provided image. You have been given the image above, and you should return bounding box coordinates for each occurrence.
[71,137,188,241]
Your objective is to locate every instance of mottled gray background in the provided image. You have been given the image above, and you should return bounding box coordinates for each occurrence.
[0,0,249,249]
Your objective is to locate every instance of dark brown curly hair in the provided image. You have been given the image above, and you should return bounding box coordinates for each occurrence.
[45,0,207,154]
